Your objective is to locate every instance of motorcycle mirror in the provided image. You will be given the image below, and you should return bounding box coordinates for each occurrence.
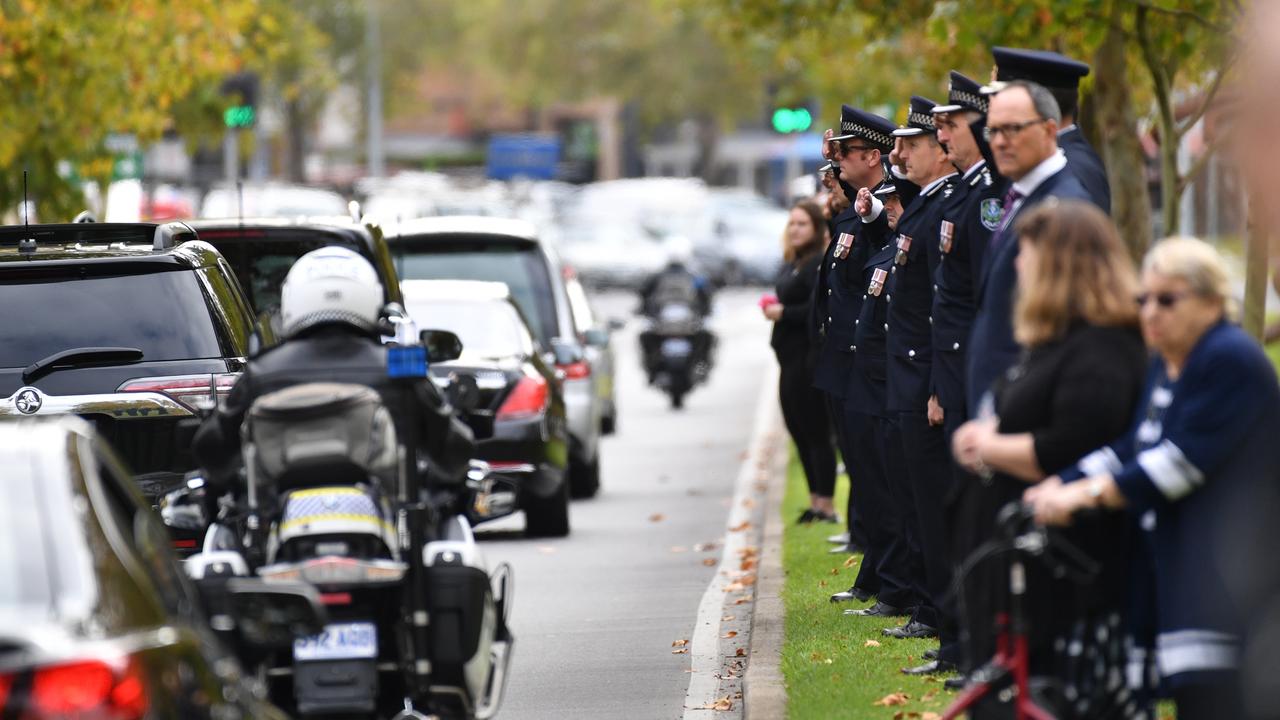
[226,578,328,650]
[421,329,464,362]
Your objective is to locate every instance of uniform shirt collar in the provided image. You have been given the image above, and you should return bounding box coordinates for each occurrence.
[921,172,958,197]
[1058,124,1078,136]
[1012,150,1067,198]
[961,159,986,181]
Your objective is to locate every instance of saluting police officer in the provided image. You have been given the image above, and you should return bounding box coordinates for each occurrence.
[990,47,1110,212]
[837,177,924,620]
[867,96,962,658]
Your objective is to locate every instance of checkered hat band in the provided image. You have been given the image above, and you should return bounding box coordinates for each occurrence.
[908,111,935,130]
[950,89,988,113]
[839,121,893,148]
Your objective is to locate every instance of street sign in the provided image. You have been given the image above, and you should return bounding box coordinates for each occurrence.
[486,134,560,180]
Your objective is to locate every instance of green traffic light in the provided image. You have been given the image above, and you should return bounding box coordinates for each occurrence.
[771,107,813,134]
[224,105,255,128]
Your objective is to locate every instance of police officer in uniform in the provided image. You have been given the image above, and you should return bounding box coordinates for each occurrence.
[989,47,1110,212]
[811,106,897,567]
[865,96,962,656]
[837,178,922,619]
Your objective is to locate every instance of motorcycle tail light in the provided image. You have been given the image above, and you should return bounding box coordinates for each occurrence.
[496,374,549,420]
[259,556,407,586]
[118,373,238,410]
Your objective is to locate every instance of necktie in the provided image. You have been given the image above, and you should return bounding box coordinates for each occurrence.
[990,187,1025,253]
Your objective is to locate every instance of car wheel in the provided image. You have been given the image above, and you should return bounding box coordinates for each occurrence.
[569,453,601,499]
[525,478,571,537]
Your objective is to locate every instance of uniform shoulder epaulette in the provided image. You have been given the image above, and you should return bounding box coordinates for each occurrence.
[926,174,958,199]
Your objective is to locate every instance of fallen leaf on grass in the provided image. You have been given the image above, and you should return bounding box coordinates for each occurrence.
[829,567,841,576]
[702,558,718,567]
[672,639,689,648]
[843,555,859,568]
[873,692,911,707]
[922,712,941,719]
[922,690,938,702]
[672,648,688,655]
[864,640,881,647]
[736,648,746,657]
[819,580,828,587]
[710,697,734,711]
[722,631,738,639]
[649,513,666,523]
[809,651,824,662]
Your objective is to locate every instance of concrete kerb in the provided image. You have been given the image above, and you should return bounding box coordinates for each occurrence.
[743,401,789,720]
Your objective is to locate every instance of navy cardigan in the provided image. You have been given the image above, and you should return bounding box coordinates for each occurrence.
[1062,321,1280,684]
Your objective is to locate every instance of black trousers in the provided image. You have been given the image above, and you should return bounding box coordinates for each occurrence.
[898,411,957,636]
[847,411,919,608]
[779,359,836,498]
[825,395,869,550]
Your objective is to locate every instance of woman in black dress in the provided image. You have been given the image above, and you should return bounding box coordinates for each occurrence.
[951,201,1149,716]
[763,199,838,523]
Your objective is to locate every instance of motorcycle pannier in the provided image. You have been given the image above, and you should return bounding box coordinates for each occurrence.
[246,382,399,490]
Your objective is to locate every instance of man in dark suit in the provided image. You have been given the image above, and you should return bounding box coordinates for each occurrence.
[965,80,1094,419]
[990,47,1110,212]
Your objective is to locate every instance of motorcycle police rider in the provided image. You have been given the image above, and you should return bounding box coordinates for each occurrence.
[638,236,712,319]
[194,246,476,505]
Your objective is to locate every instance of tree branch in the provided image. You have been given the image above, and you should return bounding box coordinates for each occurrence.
[1136,5,1176,142]
[1130,0,1230,33]
[1176,63,1233,141]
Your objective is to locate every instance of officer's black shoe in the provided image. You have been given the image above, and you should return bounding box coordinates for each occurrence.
[922,647,939,661]
[812,510,841,524]
[796,509,819,524]
[843,601,907,617]
[943,675,968,691]
[882,620,939,639]
[901,659,956,676]
[829,586,873,603]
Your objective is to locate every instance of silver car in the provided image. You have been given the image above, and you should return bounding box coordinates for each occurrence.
[564,270,619,435]
[385,217,605,499]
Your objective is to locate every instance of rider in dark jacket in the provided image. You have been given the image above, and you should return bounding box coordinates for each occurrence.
[193,247,475,501]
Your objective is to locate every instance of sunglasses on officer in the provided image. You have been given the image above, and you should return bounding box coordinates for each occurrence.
[833,141,877,156]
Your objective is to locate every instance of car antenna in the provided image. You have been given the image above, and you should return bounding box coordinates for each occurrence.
[18,169,35,255]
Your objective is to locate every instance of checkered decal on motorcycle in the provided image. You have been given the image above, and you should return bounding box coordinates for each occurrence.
[279,487,395,545]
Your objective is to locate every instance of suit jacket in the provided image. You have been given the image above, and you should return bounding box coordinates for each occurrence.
[882,174,957,413]
[932,162,1004,413]
[847,238,897,418]
[810,206,886,398]
[965,167,1092,417]
[1059,126,1111,213]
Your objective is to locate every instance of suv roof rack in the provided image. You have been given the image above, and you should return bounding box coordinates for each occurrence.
[153,221,197,250]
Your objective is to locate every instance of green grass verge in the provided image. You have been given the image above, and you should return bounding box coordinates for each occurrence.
[780,447,955,720]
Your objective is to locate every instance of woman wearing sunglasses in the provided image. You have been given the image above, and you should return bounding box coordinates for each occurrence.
[1024,236,1280,719]
[950,200,1149,713]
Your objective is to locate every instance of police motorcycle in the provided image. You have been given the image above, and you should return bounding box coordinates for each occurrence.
[172,272,514,719]
[637,239,716,410]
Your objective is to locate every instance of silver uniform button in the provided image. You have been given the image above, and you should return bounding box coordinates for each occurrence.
[883,323,888,331]
[908,349,916,358]
[929,316,933,324]
[862,294,867,300]
[849,345,855,351]
[953,342,960,350]
[933,284,938,292]
[886,294,891,302]
[828,289,832,296]
[828,316,832,323]
[831,262,837,269]
[855,319,859,325]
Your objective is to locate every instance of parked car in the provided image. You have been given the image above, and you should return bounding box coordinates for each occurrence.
[0,222,263,506]
[707,188,788,285]
[402,279,572,536]
[185,217,405,338]
[563,267,619,434]
[0,416,321,720]
[199,182,348,219]
[385,217,604,498]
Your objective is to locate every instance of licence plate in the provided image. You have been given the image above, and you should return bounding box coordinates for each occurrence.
[293,622,378,661]
[661,338,693,357]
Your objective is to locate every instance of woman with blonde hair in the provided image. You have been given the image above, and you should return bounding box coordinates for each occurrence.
[1025,236,1280,719]
[763,199,838,522]
[950,200,1150,714]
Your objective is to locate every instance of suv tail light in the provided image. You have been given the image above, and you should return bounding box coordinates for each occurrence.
[118,373,237,410]
[557,360,591,381]
[497,374,549,420]
[0,656,148,719]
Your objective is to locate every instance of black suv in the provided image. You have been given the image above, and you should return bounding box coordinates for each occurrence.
[186,218,404,333]
[0,222,262,502]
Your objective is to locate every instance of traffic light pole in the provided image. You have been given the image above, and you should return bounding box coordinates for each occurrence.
[224,129,239,188]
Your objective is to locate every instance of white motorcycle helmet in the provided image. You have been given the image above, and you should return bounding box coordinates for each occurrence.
[279,246,383,337]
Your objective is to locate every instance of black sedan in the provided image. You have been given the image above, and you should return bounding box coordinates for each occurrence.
[402,279,572,537]
[0,416,323,719]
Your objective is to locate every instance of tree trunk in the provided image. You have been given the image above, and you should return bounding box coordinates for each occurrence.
[1135,4,1181,237]
[1093,9,1152,260]
[284,97,307,183]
